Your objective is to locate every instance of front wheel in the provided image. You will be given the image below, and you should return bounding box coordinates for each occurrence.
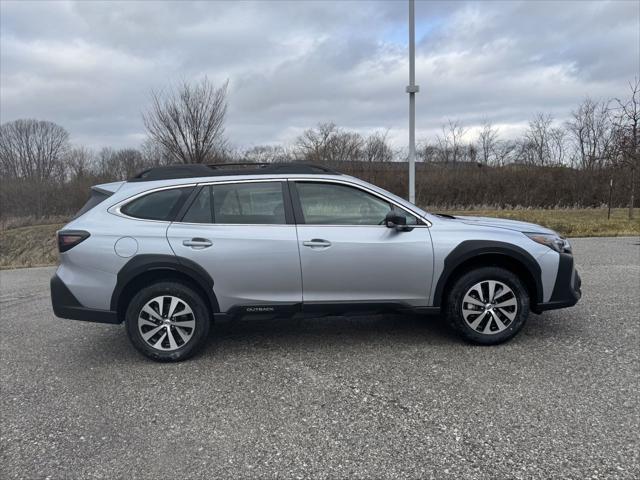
[446,267,530,345]
[125,282,210,361]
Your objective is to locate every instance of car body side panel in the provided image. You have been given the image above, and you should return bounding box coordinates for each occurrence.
[56,210,174,310]
[428,218,558,305]
[296,224,434,306]
[166,223,303,312]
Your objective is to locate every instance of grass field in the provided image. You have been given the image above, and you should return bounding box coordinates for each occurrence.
[0,209,638,269]
[0,223,61,269]
[434,208,640,238]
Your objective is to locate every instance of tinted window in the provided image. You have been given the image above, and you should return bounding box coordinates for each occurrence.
[182,186,213,223]
[182,182,286,224]
[74,189,112,218]
[296,182,417,225]
[122,188,191,221]
[215,182,285,224]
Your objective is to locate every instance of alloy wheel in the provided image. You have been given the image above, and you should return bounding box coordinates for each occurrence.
[137,295,196,351]
[461,280,518,335]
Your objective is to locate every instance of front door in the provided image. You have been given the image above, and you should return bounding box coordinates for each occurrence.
[291,180,434,307]
[166,180,302,312]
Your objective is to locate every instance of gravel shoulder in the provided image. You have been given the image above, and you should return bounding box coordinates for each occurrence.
[1,237,639,479]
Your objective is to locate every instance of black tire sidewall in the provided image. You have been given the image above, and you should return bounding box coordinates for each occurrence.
[125,282,210,361]
[447,267,530,345]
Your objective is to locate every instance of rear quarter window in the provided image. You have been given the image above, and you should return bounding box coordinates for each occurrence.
[74,189,112,218]
[121,187,193,221]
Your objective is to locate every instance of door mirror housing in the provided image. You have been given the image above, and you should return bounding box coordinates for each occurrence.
[385,210,412,231]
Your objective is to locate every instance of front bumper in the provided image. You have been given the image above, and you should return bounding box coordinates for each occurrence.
[533,252,582,313]
[50,274,120,324]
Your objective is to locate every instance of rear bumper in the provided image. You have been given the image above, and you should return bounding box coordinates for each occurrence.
[533,252,582,313]
[50,274,120,324]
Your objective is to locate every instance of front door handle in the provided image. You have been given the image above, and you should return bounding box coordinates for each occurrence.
[303,239,332,248]
[183,238,213,249]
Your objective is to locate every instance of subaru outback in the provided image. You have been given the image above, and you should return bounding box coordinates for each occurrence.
[50,163,581,361]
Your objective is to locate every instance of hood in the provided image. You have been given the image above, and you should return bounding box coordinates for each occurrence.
[445,215,556,235]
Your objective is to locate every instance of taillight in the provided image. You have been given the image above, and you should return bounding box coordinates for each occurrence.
[57,230,90,253]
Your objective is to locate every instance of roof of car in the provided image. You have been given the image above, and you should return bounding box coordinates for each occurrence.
[129,163,341,182]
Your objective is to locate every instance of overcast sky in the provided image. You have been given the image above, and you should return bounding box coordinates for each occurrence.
[1,0,638,151]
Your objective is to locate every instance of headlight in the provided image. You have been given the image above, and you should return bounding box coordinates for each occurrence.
[525,233,571,253]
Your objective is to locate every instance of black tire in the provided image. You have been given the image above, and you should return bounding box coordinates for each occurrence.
[125,281,210,362]
[445,267,529,345]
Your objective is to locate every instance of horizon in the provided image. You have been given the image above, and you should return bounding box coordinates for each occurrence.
[1,0,638,151]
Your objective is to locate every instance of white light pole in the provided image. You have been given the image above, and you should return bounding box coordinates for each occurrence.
[406,0,419,204]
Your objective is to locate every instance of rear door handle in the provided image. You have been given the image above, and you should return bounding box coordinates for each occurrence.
[303,239,332,248]
[182,238,213,249]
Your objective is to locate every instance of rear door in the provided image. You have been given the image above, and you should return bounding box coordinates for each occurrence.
[166,180,302,313]
[291,180,434,307]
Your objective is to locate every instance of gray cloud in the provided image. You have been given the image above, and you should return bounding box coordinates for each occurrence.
[1,0,637,150]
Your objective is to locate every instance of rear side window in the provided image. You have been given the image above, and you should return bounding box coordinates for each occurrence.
[122,187,192,221]
[182,186,213,223]
[74,189,112,218]
[182,182,286,224]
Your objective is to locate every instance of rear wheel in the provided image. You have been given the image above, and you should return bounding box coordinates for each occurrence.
[125,282,210,361]
[446,267,529,345]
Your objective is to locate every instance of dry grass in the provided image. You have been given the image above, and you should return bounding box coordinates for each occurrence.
[0,215,70,230]
[432,208,640,238]
[0,223,62,269]
[0,209,638,269]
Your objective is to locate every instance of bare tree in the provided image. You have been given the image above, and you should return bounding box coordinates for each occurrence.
[329,131,364,162]
[94,147,145,179]
[612,78,640,219]
[0,119,70,180]
[0,119,70,217]
[241,145,292,163]
[417,141,438,163]
[477,120,499,165]
[295,122,338,162]
[113,149,146,179]
[436,120,468,164]
[95,147,116,178]
[549,127,568,166]
[143,78,228,164]
[513,138,537,166]
[566,98,614,169]
[363,130,393,163]
[466,143,477,164]
[140,138,175,167]
[494,140,517,166]
[65,147,94,180]
[295,123,364,162]
[524,113,554,166]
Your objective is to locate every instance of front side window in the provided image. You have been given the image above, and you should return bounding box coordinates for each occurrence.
[296,182,418,226]
[121,187,192,221]
[182,182,286,224]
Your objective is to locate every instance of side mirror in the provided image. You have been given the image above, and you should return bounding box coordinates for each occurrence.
[385,210,411,231]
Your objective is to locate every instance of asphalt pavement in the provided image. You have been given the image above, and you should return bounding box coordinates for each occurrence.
[1,237,639,479]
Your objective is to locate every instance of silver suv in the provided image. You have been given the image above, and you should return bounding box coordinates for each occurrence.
[51,163,581,361]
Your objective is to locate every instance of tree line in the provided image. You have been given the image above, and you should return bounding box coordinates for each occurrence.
[1,77,638,220]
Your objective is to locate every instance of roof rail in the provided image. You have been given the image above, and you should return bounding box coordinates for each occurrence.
[129,162,340,182]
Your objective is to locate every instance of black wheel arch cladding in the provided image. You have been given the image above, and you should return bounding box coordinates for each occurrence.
[110,254,220,314]
[433,240,544,307]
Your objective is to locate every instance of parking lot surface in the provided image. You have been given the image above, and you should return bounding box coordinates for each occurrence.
[1,237,639,479]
